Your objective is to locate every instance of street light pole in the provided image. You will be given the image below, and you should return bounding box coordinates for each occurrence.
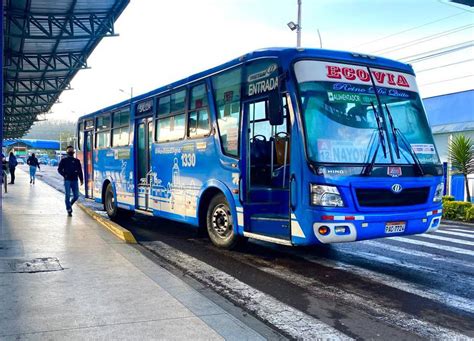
[296,0,302,48]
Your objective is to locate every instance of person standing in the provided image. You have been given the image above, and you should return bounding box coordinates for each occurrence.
[58,146,83,216]
[8,152,18,184]
[27,153,40,184]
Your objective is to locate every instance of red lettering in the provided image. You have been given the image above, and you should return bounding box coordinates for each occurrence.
[397,75,409,87]
[326,65,341,79]
[372,71,385,84]
[342,67,356,80]
[387,73,396,85]
[356,69,370,82]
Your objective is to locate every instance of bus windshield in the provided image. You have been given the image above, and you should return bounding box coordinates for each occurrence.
[294,60,440,165]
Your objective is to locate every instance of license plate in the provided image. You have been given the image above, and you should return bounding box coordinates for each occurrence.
[385,221,406,234]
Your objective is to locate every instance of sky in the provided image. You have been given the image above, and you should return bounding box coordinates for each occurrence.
[47,0,474,122]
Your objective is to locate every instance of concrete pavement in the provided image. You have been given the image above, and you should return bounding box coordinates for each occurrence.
[0,170,274,340]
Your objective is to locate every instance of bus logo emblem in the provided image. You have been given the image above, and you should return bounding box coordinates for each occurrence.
[391,184,403,193]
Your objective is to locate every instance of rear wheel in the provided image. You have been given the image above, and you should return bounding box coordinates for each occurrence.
[206,194,242,249]
[104,183,134,221]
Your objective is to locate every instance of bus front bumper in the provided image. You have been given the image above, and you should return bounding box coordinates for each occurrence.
[295,207,443,245]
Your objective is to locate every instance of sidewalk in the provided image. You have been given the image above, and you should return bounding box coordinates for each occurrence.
[0,170,271,340]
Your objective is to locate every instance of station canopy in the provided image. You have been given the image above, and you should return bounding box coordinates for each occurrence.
[3,0,129,139]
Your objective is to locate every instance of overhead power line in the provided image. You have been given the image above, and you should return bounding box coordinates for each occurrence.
[415,58,474,73]
[371,24,474,55]
[419,74,474,86]
[400,40,474,63]
[353,12,467,49]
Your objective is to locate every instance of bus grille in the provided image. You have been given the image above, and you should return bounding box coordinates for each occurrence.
[355,187,430,207]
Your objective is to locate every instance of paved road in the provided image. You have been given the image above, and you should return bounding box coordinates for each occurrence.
[30,165,474,340]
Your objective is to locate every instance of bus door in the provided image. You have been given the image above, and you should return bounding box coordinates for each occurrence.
[84,130,94,198]
[135,117,153,211]
[240,98,291,241]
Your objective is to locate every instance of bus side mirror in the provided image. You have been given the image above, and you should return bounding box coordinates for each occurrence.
[268,90,283,126]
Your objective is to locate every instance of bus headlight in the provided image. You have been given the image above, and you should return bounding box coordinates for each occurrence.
[311,184,344,207]
[433,183,444,203]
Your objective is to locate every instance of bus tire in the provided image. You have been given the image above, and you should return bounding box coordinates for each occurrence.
[104,183,119,220]
[206,194,241,249]
[104,183,134,221]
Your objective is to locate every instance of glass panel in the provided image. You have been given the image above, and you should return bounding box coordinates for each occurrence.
[157,117,171,142]
[158,95,170,115]
[212,67,242,156]
[245,59,279,97]
[298,81,388,164]
[188,110,210,137]
[294,60,440,166]
[113,110,129,127]
[78,122,83,150]
[156,115,184,142]
[96,131,111,149]
[171,114,185,140]
[171,90,186,112]
[190,84,208,110]
[137,123,147,182]
[379,95,440,164]
[148,121,153,152]
[96,115,111,131]
[112,127,129,147]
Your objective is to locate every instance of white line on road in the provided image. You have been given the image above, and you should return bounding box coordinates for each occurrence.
[143,241,352,341]
[364,240,474,269]
[391,236,474,256]
[444,228,474,235]
[416,233,474,247]
[216,244,470,340]
[302,254,474,315]
[436,229,474,240]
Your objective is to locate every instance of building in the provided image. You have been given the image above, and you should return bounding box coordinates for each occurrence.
[3,139,60,157]
[424,89,474,201]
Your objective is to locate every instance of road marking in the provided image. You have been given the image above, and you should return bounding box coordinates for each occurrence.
[436,229,474,240]
[302,254,474,315]
[415,233,474,247]
[143,241,352,341]
[444,228,474,235]
[210,243,470,340]
[391,236,474,256]
[364,240,474,269]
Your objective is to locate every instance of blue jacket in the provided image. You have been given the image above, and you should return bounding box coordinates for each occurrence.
[8,155,17,168]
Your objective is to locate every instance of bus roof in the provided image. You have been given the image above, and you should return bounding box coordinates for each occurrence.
[78,47,414,120]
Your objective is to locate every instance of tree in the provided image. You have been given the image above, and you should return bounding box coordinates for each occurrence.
[448,135,474,202]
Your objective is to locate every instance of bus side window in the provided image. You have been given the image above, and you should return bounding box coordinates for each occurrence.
[212,67,242,157]
[156,89,187,142]
[112,109,130,147]
[77,122,83,151]
[95,114,111,149]
[188,83,210,138]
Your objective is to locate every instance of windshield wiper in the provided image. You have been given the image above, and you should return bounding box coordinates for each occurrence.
[384,104,424,176]
[384,104,400,159]
[362,102,387,175]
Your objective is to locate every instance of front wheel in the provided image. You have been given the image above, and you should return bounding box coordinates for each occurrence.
[104,183,134,221]
[206,194,242,249]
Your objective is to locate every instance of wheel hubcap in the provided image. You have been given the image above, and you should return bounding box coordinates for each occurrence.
[212,204,231,237]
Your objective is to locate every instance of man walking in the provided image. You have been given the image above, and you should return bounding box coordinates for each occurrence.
[8,152,18,184]
[58,146,83,216]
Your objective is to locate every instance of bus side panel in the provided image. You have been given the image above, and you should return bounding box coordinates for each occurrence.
[92,147,135,209]
[149,134,239,228]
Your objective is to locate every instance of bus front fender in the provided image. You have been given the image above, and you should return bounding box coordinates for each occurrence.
[197,180,240,235]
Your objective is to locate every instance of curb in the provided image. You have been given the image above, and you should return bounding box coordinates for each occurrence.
[441,220,474,228]
[77,203,137,244]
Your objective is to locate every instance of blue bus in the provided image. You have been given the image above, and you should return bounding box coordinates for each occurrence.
[76,48,444,248]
